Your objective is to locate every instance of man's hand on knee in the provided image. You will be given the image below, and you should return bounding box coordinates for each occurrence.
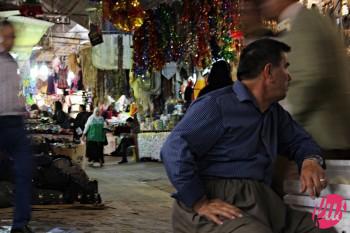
[193,197,243,225]
[300,159,327,199]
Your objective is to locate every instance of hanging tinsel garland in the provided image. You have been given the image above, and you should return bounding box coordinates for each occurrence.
[103,0,145,32]
[133,19,148,76]
[132,0,242,76]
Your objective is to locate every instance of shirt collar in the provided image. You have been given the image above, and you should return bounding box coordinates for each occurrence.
[279,2,303,22]
[233,81,256,103]
[233,81,276,112]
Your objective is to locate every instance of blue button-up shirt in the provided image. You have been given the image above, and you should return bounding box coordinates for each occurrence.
[160,81,321,208]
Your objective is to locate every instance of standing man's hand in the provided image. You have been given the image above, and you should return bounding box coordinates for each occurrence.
[193,197,243,225]
[300,159,327,199]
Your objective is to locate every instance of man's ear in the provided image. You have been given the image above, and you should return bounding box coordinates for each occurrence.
[263,63,273,81]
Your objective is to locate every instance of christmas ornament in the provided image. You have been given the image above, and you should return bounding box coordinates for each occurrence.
[109,0,145,32]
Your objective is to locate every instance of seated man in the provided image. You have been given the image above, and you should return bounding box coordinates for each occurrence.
[112,117,139,164]
[161,39,334,233]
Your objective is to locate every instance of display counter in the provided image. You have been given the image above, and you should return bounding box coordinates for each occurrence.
[137,131,171,161]
[30,133,74,141]
[51,143,86,167]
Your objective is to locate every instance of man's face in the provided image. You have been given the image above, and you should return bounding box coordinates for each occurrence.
[268,52,291,101]
[259,0,285,20]
[0,25,15,52]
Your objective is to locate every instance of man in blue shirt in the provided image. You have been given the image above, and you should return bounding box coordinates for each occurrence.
[161,39,332,233]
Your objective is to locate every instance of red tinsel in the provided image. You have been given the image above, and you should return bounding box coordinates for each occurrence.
[20,3,43,17]
[181,0,191,23]
[194,0,211,67]
[102,0,111,20]
[231,30,243,39]
[148,11,165,70]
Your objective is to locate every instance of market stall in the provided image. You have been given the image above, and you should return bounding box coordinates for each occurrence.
[137,131,170,161]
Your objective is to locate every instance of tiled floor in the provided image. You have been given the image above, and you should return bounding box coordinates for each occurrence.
[0,157,174,233]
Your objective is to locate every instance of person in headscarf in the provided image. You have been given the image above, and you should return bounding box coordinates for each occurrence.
[198,60,233,98]
[82,108,106,167]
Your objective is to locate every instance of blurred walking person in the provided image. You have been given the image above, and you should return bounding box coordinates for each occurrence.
[259,0,350,197]
[0,20,34,233]
[260,0,350,154]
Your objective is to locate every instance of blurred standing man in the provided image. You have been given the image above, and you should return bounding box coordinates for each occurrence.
[259,0,350,199]
[0,20,34,233]
[260,0,350,155]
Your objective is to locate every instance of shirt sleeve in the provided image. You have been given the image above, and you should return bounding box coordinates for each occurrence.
[160,96,225,208]
[276,104,323,170]
[83,116,92,135]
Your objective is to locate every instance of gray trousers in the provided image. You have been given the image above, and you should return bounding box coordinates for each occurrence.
[172,179,337,233]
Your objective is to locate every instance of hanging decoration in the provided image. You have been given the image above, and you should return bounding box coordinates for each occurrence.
[105,0,145,32]
[194,0,211,67]
[133,14,149,76]
[20,0,43,18]
[216,0,241,62]
[132,0,242,76]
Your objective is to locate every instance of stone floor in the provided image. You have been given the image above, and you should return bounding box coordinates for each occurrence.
[0,157,175,233]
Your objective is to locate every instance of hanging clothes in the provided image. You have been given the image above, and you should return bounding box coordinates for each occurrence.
[47,73,57,95]
[57,67,69,90]
[71,69,84,91]
[79,47,97,89]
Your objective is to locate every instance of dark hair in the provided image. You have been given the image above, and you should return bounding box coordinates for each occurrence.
[30,104,39,111]
[54,101,63,111]
[207,60,232,88]
[126,117,134,123]
[80,104,86,111]
[237,39,291,81]
[108,104,114,111]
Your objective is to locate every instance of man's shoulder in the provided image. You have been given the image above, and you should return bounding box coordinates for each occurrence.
[0,52,15,62]
[295,7,332,30]
[197,86,236,102]
[192,86,240,114]
[0,53,17,70]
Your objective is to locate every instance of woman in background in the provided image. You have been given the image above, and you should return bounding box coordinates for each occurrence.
[53,101,70,129]
[198,60,233,98]
[82,108,106,168]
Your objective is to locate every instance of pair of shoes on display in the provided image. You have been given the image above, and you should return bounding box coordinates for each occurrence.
[11,225,34,233]
[118,160,128,164]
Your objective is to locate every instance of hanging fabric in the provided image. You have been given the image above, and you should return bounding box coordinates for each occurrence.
[57,67,68,90]
[47,73,57,95]
[161,62,177,80]
[117,35,123,70]
[79,47,97,90]
[92,34,133,70]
